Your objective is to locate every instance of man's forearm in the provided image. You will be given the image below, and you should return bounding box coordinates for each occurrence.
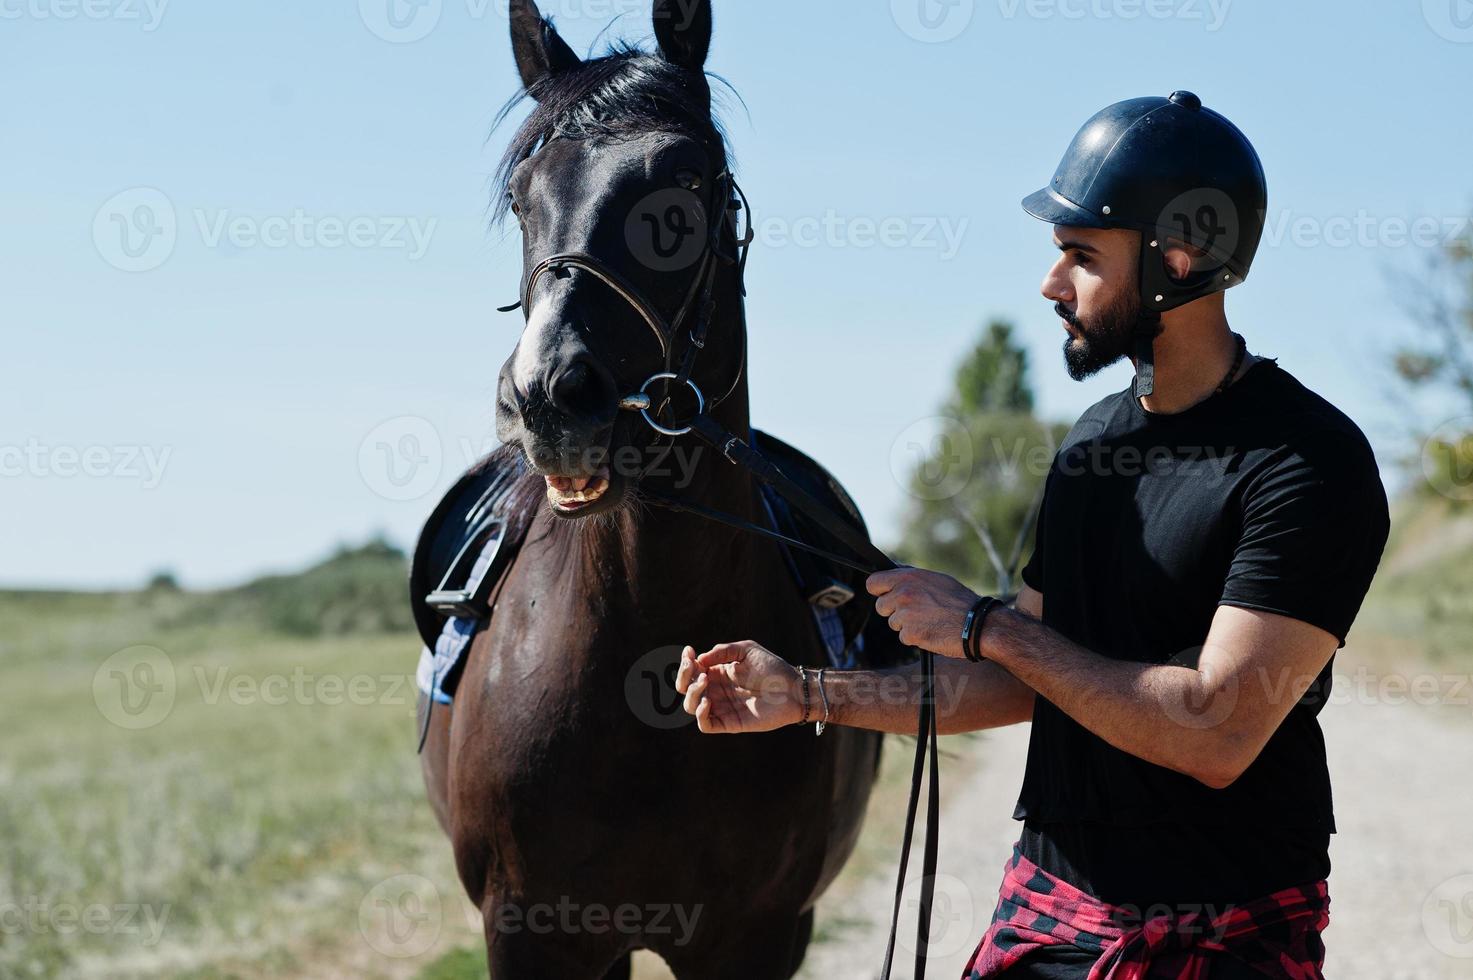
[825,657,1035,735]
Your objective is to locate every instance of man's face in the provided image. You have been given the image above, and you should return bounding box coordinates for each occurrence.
[1040,225,1150,381]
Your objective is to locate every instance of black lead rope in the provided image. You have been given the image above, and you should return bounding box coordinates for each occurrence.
[639,488,876,576]
[677,413,941,980]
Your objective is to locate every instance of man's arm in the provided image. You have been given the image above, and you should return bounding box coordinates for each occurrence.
[825,654,1034,735]
[675,586,1043,737]
[826,585,1040,734]
[980,602,1338,788]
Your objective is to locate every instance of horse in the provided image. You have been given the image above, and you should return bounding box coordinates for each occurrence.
[416,2,896,975]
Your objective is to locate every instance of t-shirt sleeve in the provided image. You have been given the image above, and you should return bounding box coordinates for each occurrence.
[1218,441,1390,646]
[1020,469,1052,594]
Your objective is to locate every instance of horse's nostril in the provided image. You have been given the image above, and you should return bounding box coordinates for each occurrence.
[548,357,616,423]
[498,372,524,412]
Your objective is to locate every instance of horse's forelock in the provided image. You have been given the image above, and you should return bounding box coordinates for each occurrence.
[490,47,731,226]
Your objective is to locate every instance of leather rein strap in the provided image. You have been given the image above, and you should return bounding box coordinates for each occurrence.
[679,412,941,980]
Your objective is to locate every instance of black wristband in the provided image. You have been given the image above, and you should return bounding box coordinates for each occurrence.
[974,596,1005,660]
[961,597,992,662]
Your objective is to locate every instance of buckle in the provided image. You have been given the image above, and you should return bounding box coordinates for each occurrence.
[426,520,506,620]
[807,580,855,610]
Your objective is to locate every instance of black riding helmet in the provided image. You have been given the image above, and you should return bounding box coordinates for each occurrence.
[1023,91,1267,395]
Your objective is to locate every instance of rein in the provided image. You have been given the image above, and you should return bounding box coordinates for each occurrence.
[670,412,941,980]
[503,172,942,979]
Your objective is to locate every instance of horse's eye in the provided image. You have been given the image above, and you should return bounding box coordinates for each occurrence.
[510,201,522,217]
[676,169,703,191]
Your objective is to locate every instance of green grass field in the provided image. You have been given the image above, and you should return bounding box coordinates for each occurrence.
[3,501,1464,977]
[0,550,478,979]
[0,545,944,979]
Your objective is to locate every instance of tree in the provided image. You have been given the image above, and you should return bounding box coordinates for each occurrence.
[952,321,1035,416]
[896,320,1066,594]
[1394,231,1473,505]
[145,569,181,592]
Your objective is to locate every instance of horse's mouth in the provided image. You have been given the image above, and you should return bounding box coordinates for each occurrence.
[544,466,612,514]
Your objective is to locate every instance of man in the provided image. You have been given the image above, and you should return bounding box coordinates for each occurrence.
[675,91,1389,977]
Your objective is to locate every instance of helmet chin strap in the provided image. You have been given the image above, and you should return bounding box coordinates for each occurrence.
[1131,307,1164,399]
[1133,234,1166,398]
[1133,332,1156,398]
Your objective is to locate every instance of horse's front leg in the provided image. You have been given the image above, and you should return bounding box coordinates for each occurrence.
[416,692,453,836]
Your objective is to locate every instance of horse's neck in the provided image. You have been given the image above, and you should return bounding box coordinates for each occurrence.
[613,386,761,612]
[596,297,765,627]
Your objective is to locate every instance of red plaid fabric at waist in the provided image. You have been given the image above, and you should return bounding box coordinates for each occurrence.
[964,846,1329,980]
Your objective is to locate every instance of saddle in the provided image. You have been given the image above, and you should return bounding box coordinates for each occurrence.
[409,433,907,696]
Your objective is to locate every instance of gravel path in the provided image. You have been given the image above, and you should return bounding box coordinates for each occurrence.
[799,649,1473,979]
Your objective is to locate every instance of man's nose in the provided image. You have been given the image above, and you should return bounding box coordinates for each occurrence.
[1041,256,1072,305]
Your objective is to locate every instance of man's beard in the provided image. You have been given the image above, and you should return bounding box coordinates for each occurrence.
[1056,288,1160,382]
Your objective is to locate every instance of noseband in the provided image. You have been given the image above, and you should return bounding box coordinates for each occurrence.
[502,170,753,435]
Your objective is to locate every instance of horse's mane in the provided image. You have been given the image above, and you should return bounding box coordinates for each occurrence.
[491,43,733,225]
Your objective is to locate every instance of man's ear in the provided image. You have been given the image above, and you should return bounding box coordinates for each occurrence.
[653,0,712,72]
[509,0,581,93]
[1162,242,1196,282]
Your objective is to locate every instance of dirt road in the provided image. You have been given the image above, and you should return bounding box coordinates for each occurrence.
[798,649,1473,979]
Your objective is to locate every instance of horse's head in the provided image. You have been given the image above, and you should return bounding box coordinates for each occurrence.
[494,0,744,519]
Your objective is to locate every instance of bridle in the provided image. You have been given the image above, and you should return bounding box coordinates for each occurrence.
[500,165,943,980]
[500,168,753,437]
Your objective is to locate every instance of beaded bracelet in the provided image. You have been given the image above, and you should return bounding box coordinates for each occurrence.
[797,665,812,724]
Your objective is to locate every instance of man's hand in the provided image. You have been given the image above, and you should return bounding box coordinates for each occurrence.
[866,567,981,659]
[675,641,803,734]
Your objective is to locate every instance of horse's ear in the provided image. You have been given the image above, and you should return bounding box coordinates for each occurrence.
[509,0,580,94]
[652,0,712,72]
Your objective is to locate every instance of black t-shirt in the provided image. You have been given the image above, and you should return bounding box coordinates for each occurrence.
[1014,359,1389,909]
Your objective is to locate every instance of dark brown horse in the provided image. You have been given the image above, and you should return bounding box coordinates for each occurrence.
[418,2,888,975]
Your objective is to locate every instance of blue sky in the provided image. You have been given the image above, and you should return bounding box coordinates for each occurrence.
[3,0,1471,588]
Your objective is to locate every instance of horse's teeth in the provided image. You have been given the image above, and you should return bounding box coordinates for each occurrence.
[546,476,610,506]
